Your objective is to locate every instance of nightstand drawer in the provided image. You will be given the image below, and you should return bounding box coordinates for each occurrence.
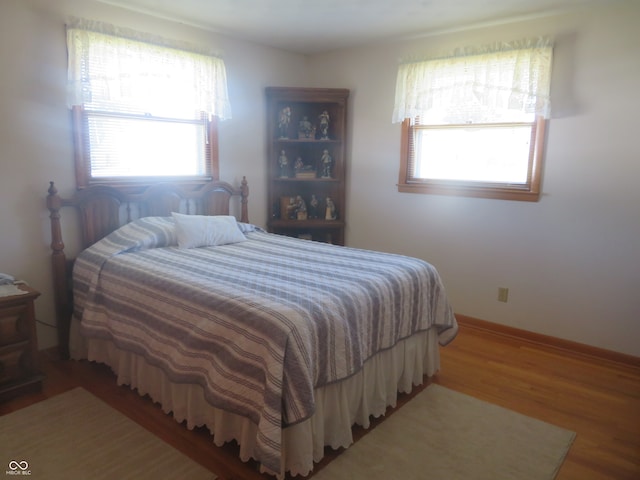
[0,341,33,384]
[0,285,42,401]
[0,304,30,346]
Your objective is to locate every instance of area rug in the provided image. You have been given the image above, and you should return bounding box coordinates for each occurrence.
[313,384,575,480]
[0,388,215,479]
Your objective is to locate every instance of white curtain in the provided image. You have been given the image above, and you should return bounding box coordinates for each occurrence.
[392,39,553,124]
[66,18,232,120]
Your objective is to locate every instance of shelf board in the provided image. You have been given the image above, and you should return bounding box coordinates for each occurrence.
[269,219,345,229]
[273,177,339,182]
[273,138,341,144]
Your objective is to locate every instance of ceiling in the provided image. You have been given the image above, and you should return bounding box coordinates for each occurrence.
[95,0,612,54]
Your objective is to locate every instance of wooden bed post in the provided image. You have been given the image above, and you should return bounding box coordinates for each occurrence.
[46,182,71,359]
[240,176,249,224]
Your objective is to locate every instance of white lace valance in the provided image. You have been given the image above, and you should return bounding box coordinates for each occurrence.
[392,38,553,124]
[66,18,232,120]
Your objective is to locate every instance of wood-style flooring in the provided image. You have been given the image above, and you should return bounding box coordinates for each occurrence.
[2,322,638,480]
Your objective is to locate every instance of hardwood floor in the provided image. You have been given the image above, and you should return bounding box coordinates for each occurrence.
[436,323,640,480]
[2,323,638,480]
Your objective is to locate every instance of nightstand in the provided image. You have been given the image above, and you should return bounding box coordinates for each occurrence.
[0,285,44,401]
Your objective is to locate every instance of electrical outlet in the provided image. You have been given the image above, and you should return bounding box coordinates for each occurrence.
[498,287,509,303]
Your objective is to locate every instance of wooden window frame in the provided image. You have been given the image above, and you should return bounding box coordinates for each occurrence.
[398,117,547,202]
[71,105,219,190]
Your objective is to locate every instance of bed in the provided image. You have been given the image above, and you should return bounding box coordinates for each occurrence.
[46,178,458,478]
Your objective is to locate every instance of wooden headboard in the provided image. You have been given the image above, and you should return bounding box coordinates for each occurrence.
[46,178,249,359]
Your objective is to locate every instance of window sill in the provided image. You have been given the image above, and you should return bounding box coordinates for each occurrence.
[397,182,541,202]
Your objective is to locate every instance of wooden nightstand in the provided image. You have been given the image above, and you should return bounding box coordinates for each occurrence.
[0,285,44,401]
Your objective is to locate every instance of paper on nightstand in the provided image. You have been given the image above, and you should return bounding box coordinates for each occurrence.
[0,284,28,297]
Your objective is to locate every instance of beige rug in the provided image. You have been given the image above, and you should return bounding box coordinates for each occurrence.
[313,384,575,480]
[0,388,215,480]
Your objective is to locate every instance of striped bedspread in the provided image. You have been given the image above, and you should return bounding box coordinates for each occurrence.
[73,217,457,473]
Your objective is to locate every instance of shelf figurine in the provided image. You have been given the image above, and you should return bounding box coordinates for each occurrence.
[298,116,315,139]
[294,195,307,220]
[282,196,295,219]
[294,156,316,178]
[318,110,330,139]
[308,194,319,219]
[325,197,337,220]
[278,106,291,138]
[320,149,333,178]
[278,150,289,177]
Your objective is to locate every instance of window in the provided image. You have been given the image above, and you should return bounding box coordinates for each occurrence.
[66,19,232,188]
[393,40,553,201]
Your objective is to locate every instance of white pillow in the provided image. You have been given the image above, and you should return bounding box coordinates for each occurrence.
[172,213,247,249]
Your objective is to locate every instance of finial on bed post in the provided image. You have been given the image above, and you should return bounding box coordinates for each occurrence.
[47,181,71,359]
[240,176,249,223]
[47,182,64,254]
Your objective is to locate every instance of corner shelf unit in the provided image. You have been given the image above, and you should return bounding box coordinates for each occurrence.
[266,87,349,245]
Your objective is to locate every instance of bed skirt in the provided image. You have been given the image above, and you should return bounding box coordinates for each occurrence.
[70,321,440,478]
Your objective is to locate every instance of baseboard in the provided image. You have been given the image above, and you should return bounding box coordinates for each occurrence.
[455,314,640,369]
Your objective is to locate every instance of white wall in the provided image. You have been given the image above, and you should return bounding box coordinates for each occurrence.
[307,2,640,356]
[0,0,306,349]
